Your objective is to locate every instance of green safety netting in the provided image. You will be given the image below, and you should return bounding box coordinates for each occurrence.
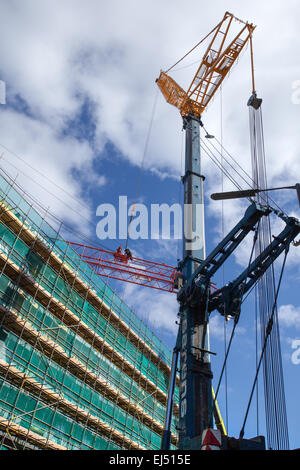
[0,174,179,449]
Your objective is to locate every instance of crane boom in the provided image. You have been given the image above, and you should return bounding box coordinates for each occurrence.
[209,212,300,316]
[67,241,180,292]
[179,205,300,315]
[177,202,271,306]
[157,12,255,118]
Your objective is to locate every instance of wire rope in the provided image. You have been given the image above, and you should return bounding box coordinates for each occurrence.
[219,85,229,433]
[239,243,290,440]
[249,104,289,449]
[212,223,259,407]
[125,88,159,249]
[0,144,91,213]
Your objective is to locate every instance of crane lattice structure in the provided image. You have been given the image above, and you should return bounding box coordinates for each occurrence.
[157,11,255,118]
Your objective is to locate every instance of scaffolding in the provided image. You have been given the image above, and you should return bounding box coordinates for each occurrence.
[0,169,179,450]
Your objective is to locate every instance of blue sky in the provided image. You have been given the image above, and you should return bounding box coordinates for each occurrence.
[0,0,300,449]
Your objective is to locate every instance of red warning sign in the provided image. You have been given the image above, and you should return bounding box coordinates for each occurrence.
[201,428,222,447]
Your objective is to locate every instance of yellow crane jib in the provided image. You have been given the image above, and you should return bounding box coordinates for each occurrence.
[156,12,255,118]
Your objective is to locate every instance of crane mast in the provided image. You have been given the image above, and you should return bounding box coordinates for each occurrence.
[178,114,211,449]
[157,12,260,450]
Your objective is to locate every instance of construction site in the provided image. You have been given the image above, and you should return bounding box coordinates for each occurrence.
[0,4,300,453]
[0,168,182,450]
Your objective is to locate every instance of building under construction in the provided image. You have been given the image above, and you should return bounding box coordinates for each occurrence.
[0,170,179,450]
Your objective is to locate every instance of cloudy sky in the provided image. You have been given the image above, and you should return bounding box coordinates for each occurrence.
[1,0,300,448]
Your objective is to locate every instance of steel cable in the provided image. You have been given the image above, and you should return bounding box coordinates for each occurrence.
[239,243,290,441]
[249,105,289,449]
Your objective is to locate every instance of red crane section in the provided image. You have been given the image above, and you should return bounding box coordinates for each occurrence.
[68,242,181,293]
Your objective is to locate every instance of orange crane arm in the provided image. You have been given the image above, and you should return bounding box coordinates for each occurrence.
[157,12,255,118]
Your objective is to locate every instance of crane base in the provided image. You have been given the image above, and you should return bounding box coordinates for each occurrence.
[180,433,265,450]
[222,435,266,450]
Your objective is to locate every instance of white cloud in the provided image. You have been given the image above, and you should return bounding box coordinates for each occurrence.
[146,239,180,263]
[2,1,300,184]
[122,282,178,336]
[209,314,226,340]
[278,304,300,330]
[149,167,180,181]
[0,108,97,233]
[209,313,246,340]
